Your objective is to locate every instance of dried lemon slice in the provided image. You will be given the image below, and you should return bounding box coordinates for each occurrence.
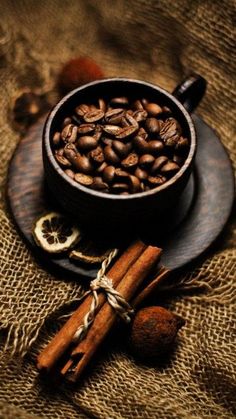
[69,237,112,264]
[33,212,81,253]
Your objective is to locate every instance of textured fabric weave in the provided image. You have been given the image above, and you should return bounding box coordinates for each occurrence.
[0,0,235,418]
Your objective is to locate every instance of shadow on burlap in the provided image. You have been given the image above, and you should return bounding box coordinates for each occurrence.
[0,1,235,418]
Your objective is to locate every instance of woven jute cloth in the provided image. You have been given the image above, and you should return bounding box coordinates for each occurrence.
[0,1,235,418]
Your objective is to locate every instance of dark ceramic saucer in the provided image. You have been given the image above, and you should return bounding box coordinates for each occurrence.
[7,114,234,279]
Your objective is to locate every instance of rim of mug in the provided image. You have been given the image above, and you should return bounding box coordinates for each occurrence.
[44,78,196,200]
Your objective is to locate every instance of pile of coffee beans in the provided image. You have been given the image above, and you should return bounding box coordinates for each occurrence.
[52,97,189,195]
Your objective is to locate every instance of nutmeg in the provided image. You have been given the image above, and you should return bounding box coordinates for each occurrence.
[57,56,104,94]
[130,306,185,359]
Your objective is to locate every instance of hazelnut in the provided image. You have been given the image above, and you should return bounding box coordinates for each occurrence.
[130,306,185,359]
[57,56,104,94]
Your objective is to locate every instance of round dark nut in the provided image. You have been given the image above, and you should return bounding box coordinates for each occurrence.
[112,140,132,157]
[151,156,168,173]
[130,306,185,359]
[160,161,180,175]
[147,140,164,154]
[134,167,148,180]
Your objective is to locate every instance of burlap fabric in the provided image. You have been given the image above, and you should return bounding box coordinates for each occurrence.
[0,1,235,418]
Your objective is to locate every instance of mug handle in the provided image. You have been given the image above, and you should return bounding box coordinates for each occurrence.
[172,73,207,114]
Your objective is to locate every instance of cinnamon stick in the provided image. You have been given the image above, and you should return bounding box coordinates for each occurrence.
[131,266,170,308]
[37,239,147,372]
[61,245,162,382]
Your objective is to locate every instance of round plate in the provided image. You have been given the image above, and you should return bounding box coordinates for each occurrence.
[7,115,234,279]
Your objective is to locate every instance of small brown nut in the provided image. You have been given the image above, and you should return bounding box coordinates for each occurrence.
[147,140,164,154]
[130,306,185,359]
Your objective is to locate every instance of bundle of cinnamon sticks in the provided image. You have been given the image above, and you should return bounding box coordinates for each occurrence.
[37,240,169,382]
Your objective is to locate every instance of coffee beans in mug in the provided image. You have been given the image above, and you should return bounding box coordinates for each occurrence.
[51,96,189,194]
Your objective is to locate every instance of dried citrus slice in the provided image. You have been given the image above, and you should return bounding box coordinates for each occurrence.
[33,212,81,253]
[69,237,112,264]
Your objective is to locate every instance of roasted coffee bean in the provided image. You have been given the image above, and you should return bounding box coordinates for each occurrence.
[134,167,148,180]
[160,161,179,175]
[61,124,77,143]
[110,97,129,107]
[133,135,149,153]
[147,175,167,186]
[144,102,162,116]
[173,154,184,165]
[84,109,104,123]
[64,146,77,162]
[93,127,103,141]
[137,127,148,139]
[73,155,93,174]
[115,168,130,180]
[145,118,160,134]
[139,154,155,168]
[160,118,180,144]
[90,146,105,164]
[98,98,106,112]
[112,140,132,157]
[101,137,113,146]
[56,147,64,156]
[104,146,120,164]
[116,125,139,139]
[125,113,139,127]
[77,136,98,151]
[120,191,129,195]
[75,104,90,116]
[74,173,94,186]
[55,153,71,167]
[64,169,75,179]
[175,137,189,150]
[96,161,108,174]
[103,165,116,183]
[77,123,95,135]
[103,124,122,136]
[92,176,109,191]
[52,131,61,147]
[151,156,168,173]
[132,100,144,110]
[120,116,130,127]
[147,140,164,154]
[129,175,141,193]
[62,117,72,128]
[133,110,148,122]
[111,183,129,193]
[121,153,139,169]
[105,108,124,124]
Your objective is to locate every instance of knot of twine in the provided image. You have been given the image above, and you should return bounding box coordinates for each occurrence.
[73,249,134,343]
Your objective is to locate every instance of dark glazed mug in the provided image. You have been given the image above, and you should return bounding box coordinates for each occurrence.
[43,74,206,232]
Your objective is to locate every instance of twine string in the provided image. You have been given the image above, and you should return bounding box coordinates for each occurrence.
[73,249,134,343]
